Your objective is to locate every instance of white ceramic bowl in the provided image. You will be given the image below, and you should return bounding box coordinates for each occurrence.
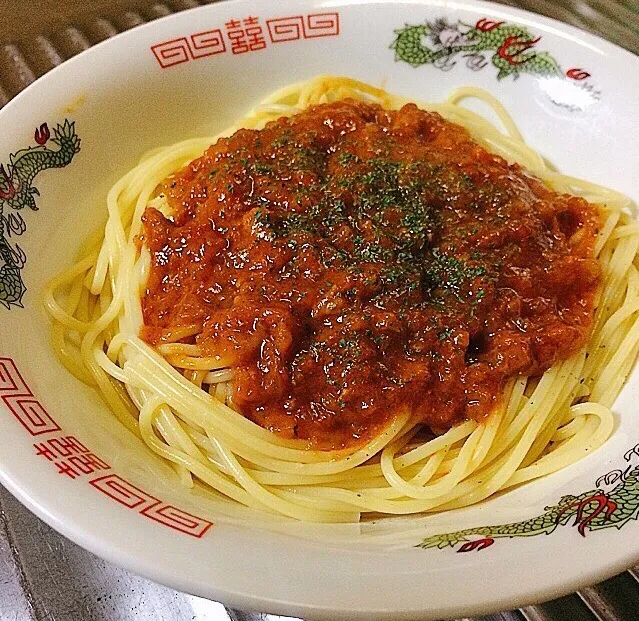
[1,0,638,618]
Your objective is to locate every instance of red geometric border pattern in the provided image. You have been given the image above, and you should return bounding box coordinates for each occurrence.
[0,357,61,435]
[91,474,213,538]
[141,503,213,538]
[2,356,213,538]
[90,473,158,510]
[267,16,304,43]
[190,29,227,58]
[152,11,341,67]
[304,13,340,38]
[151,37,191,68]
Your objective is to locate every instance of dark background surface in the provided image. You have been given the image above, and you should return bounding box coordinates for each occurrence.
[1,0,639,619]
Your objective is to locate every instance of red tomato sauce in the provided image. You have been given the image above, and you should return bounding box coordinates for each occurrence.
[139,100,601,449]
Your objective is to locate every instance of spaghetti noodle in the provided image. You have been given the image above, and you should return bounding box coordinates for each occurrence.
[43,76,639,522]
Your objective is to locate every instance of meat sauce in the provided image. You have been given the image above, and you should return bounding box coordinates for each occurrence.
[140,100,601,449]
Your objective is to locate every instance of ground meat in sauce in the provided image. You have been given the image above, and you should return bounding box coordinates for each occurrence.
[139,100,602,450]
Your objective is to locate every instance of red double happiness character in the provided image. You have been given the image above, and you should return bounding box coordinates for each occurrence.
[226,16,266,55]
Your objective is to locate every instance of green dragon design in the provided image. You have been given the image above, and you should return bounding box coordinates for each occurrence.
[0,119,80,309]
[391,17,596,91]
[418,443,639,552]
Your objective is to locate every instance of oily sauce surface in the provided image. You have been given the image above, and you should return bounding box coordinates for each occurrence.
[140,100,601,449]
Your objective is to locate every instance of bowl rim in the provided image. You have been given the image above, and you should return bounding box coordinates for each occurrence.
[1,0,639,618]
[2,0,639,122]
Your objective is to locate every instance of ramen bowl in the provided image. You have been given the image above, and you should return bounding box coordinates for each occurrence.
[1,0,638,618]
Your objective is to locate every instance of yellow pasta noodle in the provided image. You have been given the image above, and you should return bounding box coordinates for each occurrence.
[43,76,639,522]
